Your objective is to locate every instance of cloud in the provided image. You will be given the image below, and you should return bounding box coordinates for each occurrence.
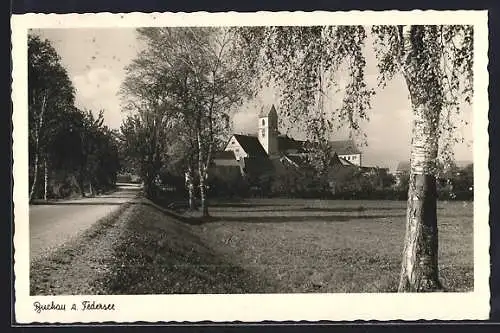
[35,28,139,130]
[73,68,121,98]
[72,68,123,129]
[233,111,258,134]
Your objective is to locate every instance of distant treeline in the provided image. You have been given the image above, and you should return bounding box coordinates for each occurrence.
[153,162,474,202]
[28,34,120,201]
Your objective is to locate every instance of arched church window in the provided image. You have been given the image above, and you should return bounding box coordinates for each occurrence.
[261,128,266,137]
[262,119,265,126]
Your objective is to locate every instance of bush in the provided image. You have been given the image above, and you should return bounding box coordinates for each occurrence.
[208,173,249,199]
[117,173,133,183]
[48,173,82,199]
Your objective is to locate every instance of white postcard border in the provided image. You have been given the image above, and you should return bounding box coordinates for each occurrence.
[12,10,490,323]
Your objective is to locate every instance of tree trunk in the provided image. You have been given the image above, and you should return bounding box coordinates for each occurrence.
[197,130,209,217]
[79,172,86,197]
[398,103,442,291]
[199,176,209,217]
[29,152,39,202]
[185,167,195,210]
[143,168,155,199]
[397,25,444,292]
[188,184,195,210]
[29,93,47,203]
[43,157,48,201]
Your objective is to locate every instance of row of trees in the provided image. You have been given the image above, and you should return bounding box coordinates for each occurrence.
[232,166,397,199]
[397,163,474,201]
[119,25,473,292]
[28,35,120,201]
[204,161,473,201]
[119,27,256,216]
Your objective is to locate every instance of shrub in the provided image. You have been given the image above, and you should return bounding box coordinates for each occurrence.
[117,173,133,183]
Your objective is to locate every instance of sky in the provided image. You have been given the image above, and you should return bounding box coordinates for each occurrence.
[33,28,473,171]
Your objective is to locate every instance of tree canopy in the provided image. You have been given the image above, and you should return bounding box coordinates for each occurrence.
[120,27,256,214]
[28,34,120,200]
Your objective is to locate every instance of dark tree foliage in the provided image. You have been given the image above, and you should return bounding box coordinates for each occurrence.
[119,27,255,215]
[28,34,120,200]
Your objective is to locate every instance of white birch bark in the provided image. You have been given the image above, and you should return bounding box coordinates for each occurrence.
[185,167,195,210]
[43,157,48,201]
[197,129,209,217]
[398,26,442,292]
[29,93,47,202]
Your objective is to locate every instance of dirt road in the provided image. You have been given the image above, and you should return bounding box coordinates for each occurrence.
[29,183,141,261]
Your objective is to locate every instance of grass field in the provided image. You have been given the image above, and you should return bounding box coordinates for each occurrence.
[189,198,474,293]
[31,197,473,295]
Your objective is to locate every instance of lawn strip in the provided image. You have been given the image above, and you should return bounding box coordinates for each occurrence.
[98,198,275,294]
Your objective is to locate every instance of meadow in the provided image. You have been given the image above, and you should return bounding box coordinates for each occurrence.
[191,198,474,293]
[38,197,472,295]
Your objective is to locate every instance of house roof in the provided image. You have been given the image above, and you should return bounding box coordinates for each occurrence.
[281,154,310,168]
[280,152,356,172]
[277,135,307,153]
[329,153,356,167]
[233,134,268,158]
[327,140,361,155]
[213,150,236,160]
[277,137,360,155]
[271,156,306,178]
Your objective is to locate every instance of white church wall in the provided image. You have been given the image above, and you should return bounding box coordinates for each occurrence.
[224,136,248,161]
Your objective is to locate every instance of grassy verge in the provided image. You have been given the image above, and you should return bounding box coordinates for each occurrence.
[98,199,274,294]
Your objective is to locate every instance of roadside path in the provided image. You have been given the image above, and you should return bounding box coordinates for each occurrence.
[29,183,141,261]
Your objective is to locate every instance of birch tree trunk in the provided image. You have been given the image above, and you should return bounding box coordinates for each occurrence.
[398,25,443,292]
[29,152,40,202]
[29,93,47,202]
[199,173,208,217]
[43,157,48,201]
[197,131,209,217]
[185,167,195,210]
[398,102,442,292]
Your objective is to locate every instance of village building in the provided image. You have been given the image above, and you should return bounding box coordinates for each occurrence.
[222,105,362,166]
[211,105,368,195]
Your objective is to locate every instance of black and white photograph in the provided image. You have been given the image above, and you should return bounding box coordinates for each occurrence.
[12,11,490,323]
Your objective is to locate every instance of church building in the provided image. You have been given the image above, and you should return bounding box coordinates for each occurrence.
[213,105,363,183]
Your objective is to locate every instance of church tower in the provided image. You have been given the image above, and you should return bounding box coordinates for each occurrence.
[258,105,279,156]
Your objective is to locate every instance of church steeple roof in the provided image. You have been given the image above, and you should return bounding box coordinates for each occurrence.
[258,104,277,117]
